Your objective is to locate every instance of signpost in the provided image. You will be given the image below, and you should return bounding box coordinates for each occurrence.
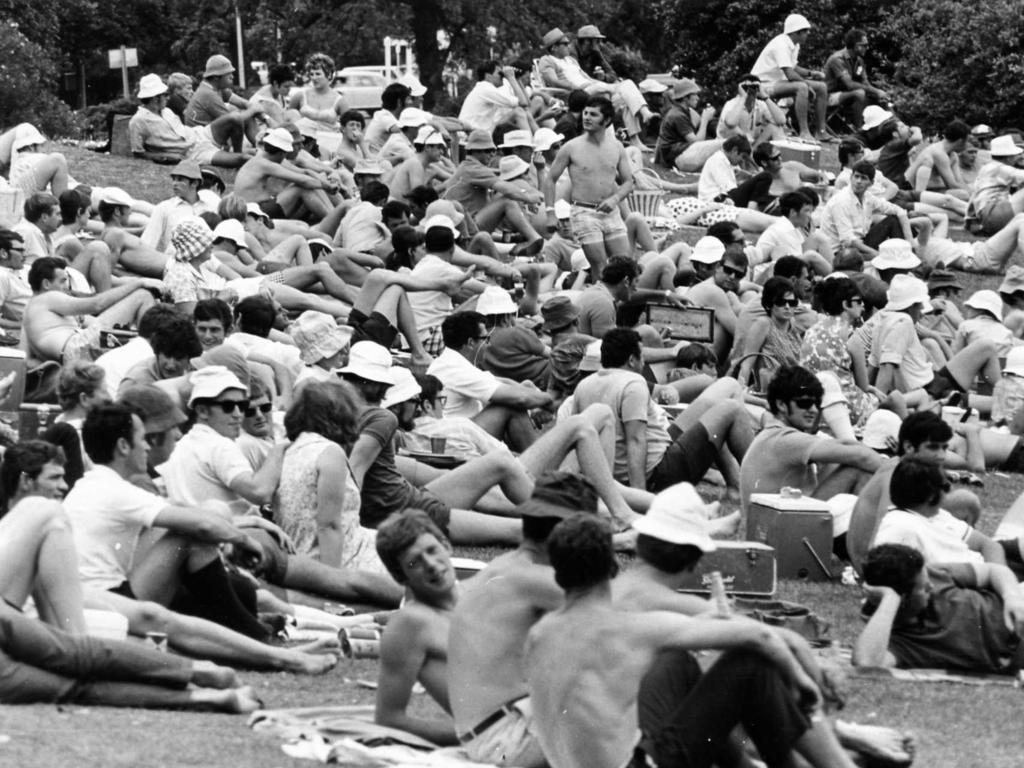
[108,46,138,99]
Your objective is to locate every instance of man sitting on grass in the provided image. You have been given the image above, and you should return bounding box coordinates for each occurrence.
[855,542,1024,673]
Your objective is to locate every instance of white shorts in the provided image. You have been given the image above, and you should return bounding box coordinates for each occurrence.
[186,125,219,165]
[462,698,546,768]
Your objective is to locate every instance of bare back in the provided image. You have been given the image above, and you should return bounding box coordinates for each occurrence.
[234,156,280,203]
[447,550,563,733]
[564,130,629,204]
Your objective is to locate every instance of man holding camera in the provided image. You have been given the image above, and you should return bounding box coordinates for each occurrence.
[717,73,788,147]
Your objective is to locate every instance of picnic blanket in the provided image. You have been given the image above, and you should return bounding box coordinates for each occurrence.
[821,644,1024,688]
[248,706,499,767]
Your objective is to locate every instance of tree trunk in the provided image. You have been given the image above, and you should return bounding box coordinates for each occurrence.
[407,0,445,109]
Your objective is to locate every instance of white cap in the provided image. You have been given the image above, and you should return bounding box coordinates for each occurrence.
[498,129,533,148]
[262,127,294,152]
[990,135,1023,157]
[783,13,812,33]
[381,366,423,409]
[336,341,395,385]
[188,366,248,407]
[99,187,134,207]
[870,239,920,271]
[570,248,590,272]
[861,105,893,131]
[533,127,564,152]
[398,107,429,128]
[415,125,446,145]
[862,409,903,451]
[632,482,717,551]
[638,78,668,94]
[690,235,726,264]
[212,219,247,248]
[477,285,518,316]
[885,274,932,312]
[964,289,1003,319]
[246,202,271,221]
[421,214,459,236]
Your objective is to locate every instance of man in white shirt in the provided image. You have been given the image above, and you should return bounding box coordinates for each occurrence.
[458,61,534,133]
[12,191,59,260]
[428,310,552,452]
[750,14,830,142]
[364,83,411,155]
[139,161,213,252]
[755,190,831,276]
[697,135,751,202]
[820,159,912,259]
[0,229,32,332]
[970,135,1024,235]
[96,304,186,398]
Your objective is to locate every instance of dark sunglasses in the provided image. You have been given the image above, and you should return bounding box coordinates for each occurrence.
[244,402,273,418]
[770,154,783,161]
[721,265,746,279]
[214,400,249,414]
[774,298,799,307]
[848,297,864,305]
[792,397,821,410]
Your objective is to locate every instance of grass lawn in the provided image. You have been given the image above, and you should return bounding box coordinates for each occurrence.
[4,144,1024,767]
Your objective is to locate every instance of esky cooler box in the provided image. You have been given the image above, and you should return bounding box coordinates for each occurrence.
[677,541,777,597]
[746,492,833,581]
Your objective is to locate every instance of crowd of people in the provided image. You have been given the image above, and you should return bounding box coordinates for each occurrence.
[2,12,1024,765]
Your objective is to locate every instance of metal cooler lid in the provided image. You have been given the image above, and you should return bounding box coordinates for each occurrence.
[748,492,830,512]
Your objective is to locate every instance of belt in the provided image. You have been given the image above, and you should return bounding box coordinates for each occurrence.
[571,199,602,209]
[457,698,523,744]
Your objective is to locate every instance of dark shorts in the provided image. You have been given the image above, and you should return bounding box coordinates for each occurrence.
[109,581,136,600]
[646,422,718,493]
[349,308,398,349]
[410,488,452,534]
[258,199,288,219]
[980,200,1015,236]
[924,365,962,400]
[244,528,290,585]
[1000,438,1024,474]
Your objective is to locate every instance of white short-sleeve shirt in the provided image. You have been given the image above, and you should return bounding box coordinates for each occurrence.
[407,255,464,336]
[751,33,799,84]
[697,150,738,202]
[159,422,254,514]
[63,465,167,591]
[427,347,501,419]
[873,508,983,566]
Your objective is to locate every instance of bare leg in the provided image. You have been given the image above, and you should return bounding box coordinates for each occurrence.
[96,289,155,327]
[625,211,658,254]
[0,498,86,633]
[321,248,371,287]
[268,282,351,318]
[426,450,534,508]
[638,254,678,290]
[70,240,115,292]
[814,464,873,498]
[281,554,403,607]
[472,403,538,451]
[945,338,1000,391]
[580,239,610,277]
[447,508,521,545]
[280,262,359,303]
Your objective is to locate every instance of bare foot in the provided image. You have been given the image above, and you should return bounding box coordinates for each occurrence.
[295,635,342,655]
[226,685,263,714]
[190,685,263,714]
[286,650,339,675]
[708,511,741,538]
[190,660,239,690]
[835,721,915,765]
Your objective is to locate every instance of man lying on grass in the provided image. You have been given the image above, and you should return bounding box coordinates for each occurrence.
[856,542,1024,673]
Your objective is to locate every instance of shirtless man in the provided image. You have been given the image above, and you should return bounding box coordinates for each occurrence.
[387,127,451,202]
[904,119,971,203]
[685,245,748,362]
[752,141,827,204]
[525,514,857,768]
[374,510,459,744]
[233,128,337,221]
[22,256,159,364]
[544,95,634,277]
[53,189,115,292]
[448,472,600,767]
[99,187,172,277]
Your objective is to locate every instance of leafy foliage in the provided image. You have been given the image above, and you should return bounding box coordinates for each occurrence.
[0,23,81,135]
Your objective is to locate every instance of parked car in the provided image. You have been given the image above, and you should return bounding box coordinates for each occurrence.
[332,68,388,111]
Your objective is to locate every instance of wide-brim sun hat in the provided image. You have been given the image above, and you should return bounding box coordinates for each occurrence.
[187,365,248,407]
[262,127,294,152]
[533,127,565,152]
[11,124,46,151]
[885,274,932,312]
[870,239,920,271]
[290,310,353,365]
[964,289,1003,320]
[204,54,235,78]
[498,155,531,181]
[498,129,533,148]
[381,366,422,409]
[632,482,717,551]
[465,129,497,151]
[336,341,396,385]
[212,219,247,249]
[541,295,580,331]
[476,285,518,316]
[170,217,215,262]
[137,73,168,100]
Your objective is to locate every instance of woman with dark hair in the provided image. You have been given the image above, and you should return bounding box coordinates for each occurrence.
[736,276,804,387]
[386,224,425,271]
[274,380,384,573]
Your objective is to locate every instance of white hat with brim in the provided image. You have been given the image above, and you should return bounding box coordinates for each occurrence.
[381,366,422,409]
[398,108,429,128]
[570,249,590,272]
[783,13,812,33]
[885,274,932,312]
[204,54,235,78]
[246,202,271,222]
[398,74,427,97]
[423,200,465,227]
[11,124,46,151]
[861,106,892,131]
[990,135,1023,157]
[212,219,248,249]
[498,156,531,181]
[965,289,1003,319]
[353,159,385,175]
[1005,346,1024,377]
[639,78,668,94]
[415,126,446,145]
[421,214,459,236]
[690,235,726,264]
[533,127,565,152]
[476,286,518,316]
[187,366,248,407]
[262,127,294,152]
[137,73,169,100]
[99,187,134,207]
[336,341,395,385]
[290,310,353,365]
[632,482,717,551]
[862,409,903,451]
[870,239,920,271]
[499,129,533,148]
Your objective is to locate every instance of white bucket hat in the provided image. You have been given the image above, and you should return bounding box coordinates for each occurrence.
[137,73,168,100]
[476,286,518,316]
[498,156,531,181]
[381,366,422,409]
[870,239,920,271]
[862,409,904,451]
[990,135,1023,158]
[398,108,429,128]
[964,289,1003,319]
[885,274,932,312]
[188,366,248,407]
[262,127,294,152]
[11,124,46,151]
[861,105,893,131]
[420,214,459,236]
[533,127,564,152]
[783,13,811,33]
[499,129,533,148]
[632,482,717,551]
[290,310,353,365]
[415,126,446,145]
[689,235,726,264]
[336,341,395,385]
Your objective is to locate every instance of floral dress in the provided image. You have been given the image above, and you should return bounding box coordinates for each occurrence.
[800,314,879,424]
[274,431,385,574]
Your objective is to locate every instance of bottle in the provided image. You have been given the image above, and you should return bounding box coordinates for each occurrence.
[709,571,730,617]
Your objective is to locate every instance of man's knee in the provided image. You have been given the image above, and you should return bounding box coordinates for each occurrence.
[134,600,172,632]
